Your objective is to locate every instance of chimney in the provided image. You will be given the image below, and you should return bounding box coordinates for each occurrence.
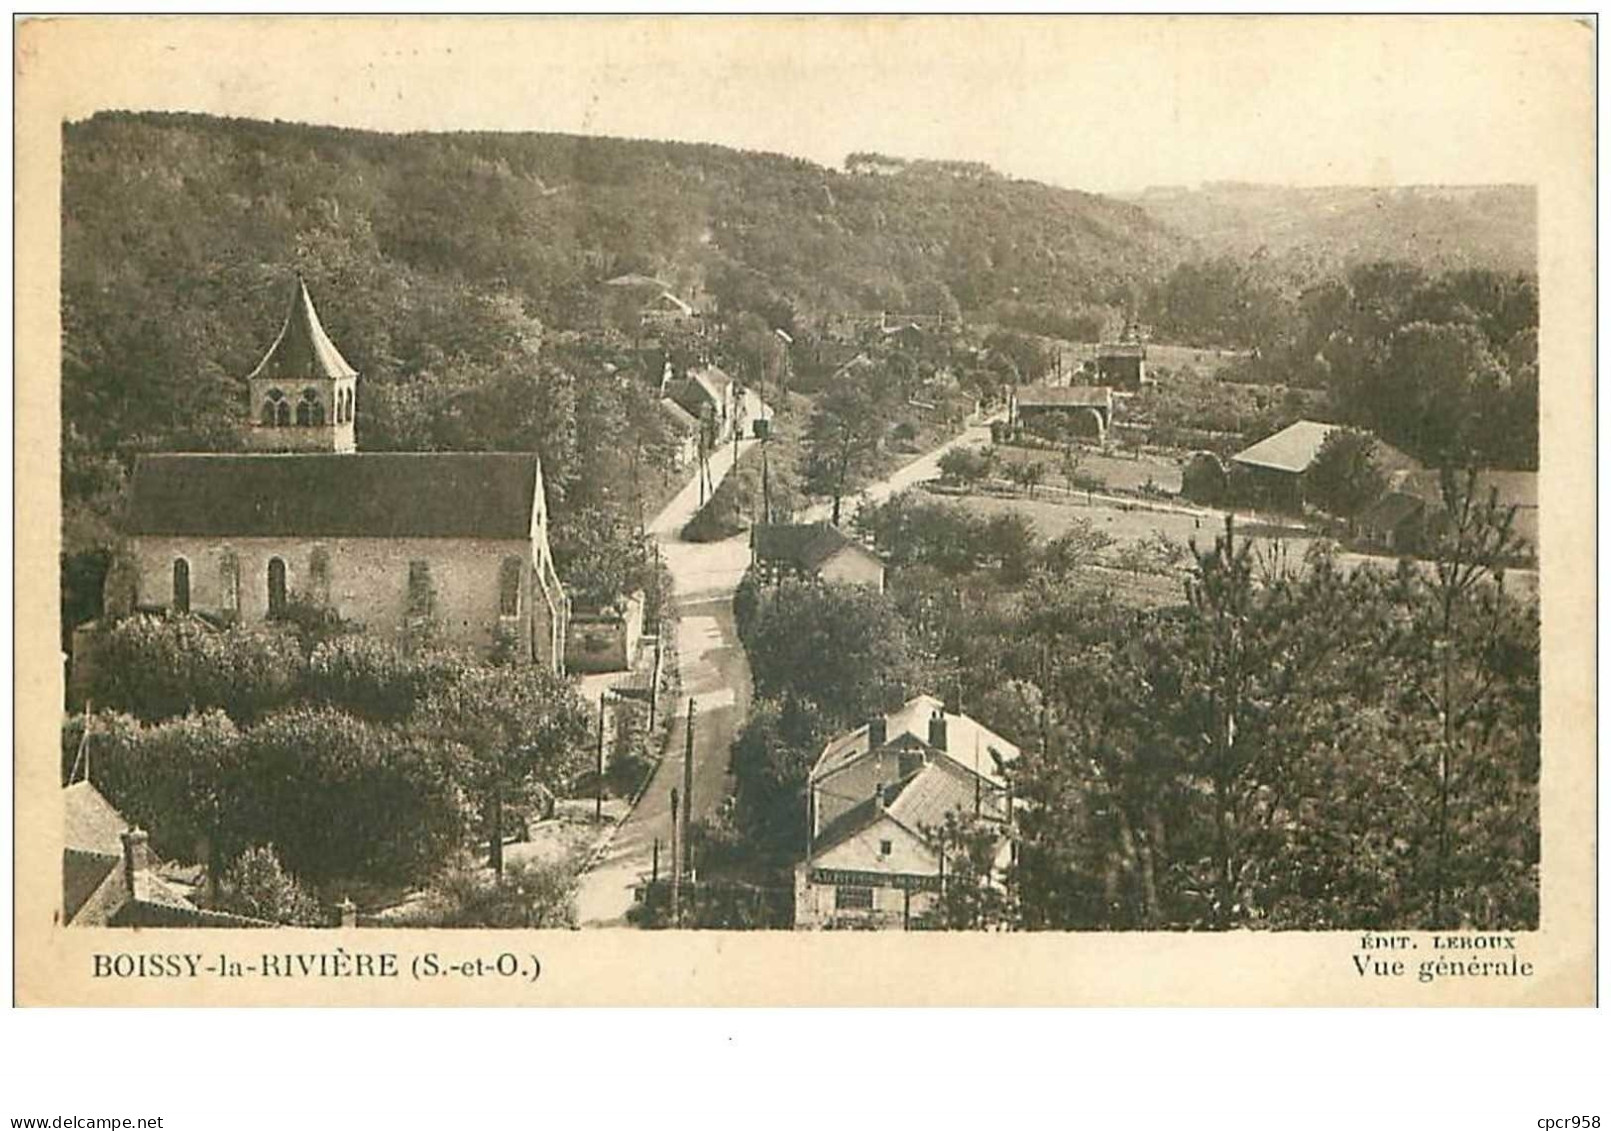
[867,715,888,748]
[338,896,358,929]
[873,782,885,811]
[120,827,153,891]
[928,709,948,752]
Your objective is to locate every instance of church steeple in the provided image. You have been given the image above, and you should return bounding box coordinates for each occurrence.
[244,275,358,453]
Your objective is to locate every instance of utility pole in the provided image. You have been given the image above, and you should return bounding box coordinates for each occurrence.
[669,788,681,926]
[595,690,606,822]
[649,637,661,730]
[681,698,696,886]
[760,434,771,524]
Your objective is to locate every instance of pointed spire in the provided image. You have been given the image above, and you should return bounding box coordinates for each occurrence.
[246,276,357,382]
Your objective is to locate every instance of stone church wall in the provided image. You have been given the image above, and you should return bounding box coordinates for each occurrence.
[126,534,553,664]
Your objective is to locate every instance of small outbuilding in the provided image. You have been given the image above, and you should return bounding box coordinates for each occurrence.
[1008,385,1114,443]
[751,522,886,591]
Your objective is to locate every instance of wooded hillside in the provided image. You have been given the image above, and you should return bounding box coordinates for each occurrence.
[1122,182,1536,278]
[62,111,1180,455]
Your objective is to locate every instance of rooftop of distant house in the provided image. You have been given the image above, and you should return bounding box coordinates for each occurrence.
[657,396,699,431]
[812,693,1019,789]
[752,521,881,574]
[1014,384,1113,409]
[811,756,1002,857]
[63,781,269,928]
[1231,420,1420,476]
[1098,341,1147,358]
[601,273,672,289]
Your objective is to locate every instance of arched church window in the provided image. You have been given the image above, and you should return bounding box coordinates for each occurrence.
[268,557,288,618]
[296,388,325,427]
[171,558,190,614]
[262,387,287,427]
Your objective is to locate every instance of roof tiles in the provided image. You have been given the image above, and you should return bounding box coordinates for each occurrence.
[125,452,544,540]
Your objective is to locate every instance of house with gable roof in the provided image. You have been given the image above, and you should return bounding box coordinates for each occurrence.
[63,780,268,928]
[751,522,885,591]
[795,694,1019,929]
[1229,420,1420,511]
[108,277,570,670]
[667,363,736,442]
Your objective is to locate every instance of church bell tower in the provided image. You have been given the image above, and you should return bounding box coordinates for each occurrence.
[244,275,359,454]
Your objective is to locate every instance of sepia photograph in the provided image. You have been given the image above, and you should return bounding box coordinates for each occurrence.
[13,14,1595,1008]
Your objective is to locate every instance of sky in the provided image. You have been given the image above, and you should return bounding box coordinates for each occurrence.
[28,15,1593,194]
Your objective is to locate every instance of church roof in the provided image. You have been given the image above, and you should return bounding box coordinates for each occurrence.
[246,277,358,383]
[124,452,544,541]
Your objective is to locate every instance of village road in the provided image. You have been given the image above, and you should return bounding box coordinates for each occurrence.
[573,399,761,926]
[798,416,997,527]
[574,401,992,925]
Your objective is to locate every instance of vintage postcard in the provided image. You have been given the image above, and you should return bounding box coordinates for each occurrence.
[13,14,1596,1005]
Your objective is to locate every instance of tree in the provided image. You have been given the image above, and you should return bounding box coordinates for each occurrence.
[728,696,828,862]
[982,329,1052,384]
[727,311,788,394]
[90,615,304,725]
[1009,459,1046,497]
[304,635,460,723]
[1038,522,1115,576]
[743,579,926,732]
[551,504,661,611]
[1058,445,1086,492]
[803,373,888,526]
[236,706,464,886]
[1373,472,1538,928]
[214,845,324,925]
[422,662,590,877]
[937,446,988,490]
[80,708,245,889]
[397,851,579,928]
[1170,519,1359,926]
[856,491,987,575]
[1306,429,1387,520]
[923,812,1017,930]
[983,513,1040,584]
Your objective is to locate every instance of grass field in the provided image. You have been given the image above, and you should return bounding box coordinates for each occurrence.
[947,489,1540,601]
[989,442,1185,494]
[956,491,1280,553]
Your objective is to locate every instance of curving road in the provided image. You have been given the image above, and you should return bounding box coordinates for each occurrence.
[573,406,762,926]
[573,408,994,926]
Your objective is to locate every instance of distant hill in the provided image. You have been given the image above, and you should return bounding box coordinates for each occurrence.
[59,112,1190,478]
[64,112,1186,336]
[1120,183,1536,278]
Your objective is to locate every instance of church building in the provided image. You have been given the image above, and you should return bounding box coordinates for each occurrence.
[113,278,570,670]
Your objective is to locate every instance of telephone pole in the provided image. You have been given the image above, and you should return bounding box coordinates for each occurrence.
[681,698,696,899]
[595,690,606,822]
[669,788,681,926]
